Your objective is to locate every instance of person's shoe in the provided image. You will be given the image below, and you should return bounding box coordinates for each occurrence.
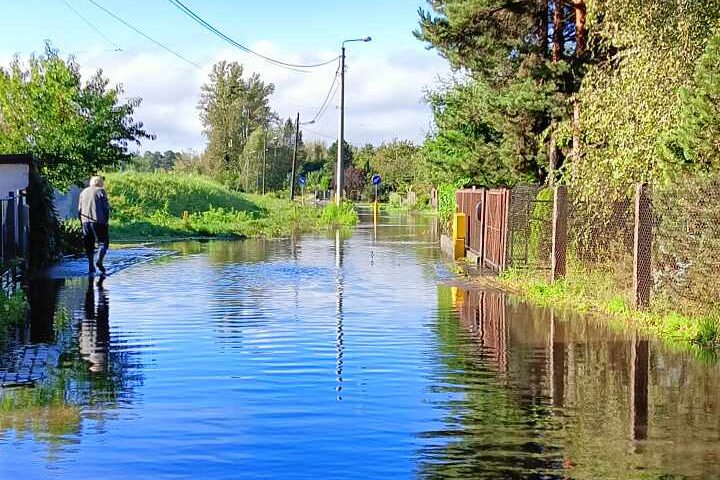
[95,262,106,275]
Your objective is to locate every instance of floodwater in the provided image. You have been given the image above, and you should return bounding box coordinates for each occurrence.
[1,209,719,479]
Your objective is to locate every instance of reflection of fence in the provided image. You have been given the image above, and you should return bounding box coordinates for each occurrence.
[1,191,29,266]
[455,287,508,371]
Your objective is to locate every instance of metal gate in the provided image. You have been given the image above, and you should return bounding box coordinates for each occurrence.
[456,188,510,272]
[456,189,485,253]
[483,189,509,272]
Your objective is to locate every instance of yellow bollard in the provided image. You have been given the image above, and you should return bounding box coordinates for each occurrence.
[452,212,466,260]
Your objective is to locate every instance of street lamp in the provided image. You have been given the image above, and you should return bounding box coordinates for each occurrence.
[336,36,372,206]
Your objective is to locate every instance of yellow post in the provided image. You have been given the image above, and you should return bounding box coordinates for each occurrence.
[451,286,465,308]
[452,212,466,260]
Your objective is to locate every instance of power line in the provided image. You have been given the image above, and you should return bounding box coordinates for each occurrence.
[303,128,336,140]
[308,63,340,124]
[60,0,121,51]
[86,0,201,69]
[166,0,339,72]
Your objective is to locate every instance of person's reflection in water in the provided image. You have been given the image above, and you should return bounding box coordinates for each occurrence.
[80,276,110,373]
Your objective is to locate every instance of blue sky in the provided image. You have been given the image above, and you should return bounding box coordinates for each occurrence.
[0,0,450,151]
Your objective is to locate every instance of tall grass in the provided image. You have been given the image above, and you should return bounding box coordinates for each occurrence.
[497,262,720,356]
[103,172,357,242]
[320,202,358,228]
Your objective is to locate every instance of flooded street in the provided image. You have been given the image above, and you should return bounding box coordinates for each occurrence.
[1,210,719,479]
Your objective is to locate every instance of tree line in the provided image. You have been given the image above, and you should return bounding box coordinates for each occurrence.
[413,0,720,203]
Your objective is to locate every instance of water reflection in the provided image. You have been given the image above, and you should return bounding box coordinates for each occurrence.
[0,276,142,452]
[335,229,344,400]
[80,277,110,373]
[426,284,720,479]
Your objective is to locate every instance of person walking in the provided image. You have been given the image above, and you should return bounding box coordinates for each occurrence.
[78,176,110,275]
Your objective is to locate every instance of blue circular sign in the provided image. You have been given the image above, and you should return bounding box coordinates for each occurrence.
[297,175,306,186]
[371,174,381,185]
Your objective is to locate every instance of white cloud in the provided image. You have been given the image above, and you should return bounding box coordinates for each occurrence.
[72,41,449,152]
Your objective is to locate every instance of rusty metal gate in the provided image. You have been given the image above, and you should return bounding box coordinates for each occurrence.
[456,189,485,253]
[456,188,510,272]
[483,189,509,272]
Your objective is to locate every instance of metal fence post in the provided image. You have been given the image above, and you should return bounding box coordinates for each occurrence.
[551,185,568,281]
[633,183,652,309]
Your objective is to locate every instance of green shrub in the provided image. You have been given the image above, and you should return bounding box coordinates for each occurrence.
[0,290,27,330]
[57,219,84,256]
[388,192,403,207]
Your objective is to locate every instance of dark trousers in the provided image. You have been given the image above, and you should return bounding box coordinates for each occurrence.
[82,222,109,264]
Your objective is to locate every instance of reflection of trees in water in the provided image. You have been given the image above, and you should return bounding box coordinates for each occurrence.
[0,277,143,448]
[423,285,720,480]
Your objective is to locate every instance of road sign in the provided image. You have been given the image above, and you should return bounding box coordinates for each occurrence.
[371,174,381,185]
[298,175,306,186]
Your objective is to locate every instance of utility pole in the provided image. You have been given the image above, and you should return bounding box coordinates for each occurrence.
[336,47,346,206]
[335,37,371,206]
[290,112,300,201]
[262,130,267,195]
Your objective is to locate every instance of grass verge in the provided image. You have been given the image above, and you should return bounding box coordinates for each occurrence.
[487,263,719,358]
[96,172,357,243]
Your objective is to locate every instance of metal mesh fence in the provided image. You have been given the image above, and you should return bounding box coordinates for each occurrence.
[566,190,637,303]
[652,176,720,315]
[506,185,553,270]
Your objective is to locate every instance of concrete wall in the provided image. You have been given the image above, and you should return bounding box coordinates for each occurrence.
[0,164,29,197]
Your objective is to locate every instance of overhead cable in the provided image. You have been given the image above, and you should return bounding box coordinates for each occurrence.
[86,0,202,69]
[307,63,340,124]
[60,0,122,51]
[166,0,339,72]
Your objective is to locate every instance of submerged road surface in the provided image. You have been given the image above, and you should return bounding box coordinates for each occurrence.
[1,209,719,479]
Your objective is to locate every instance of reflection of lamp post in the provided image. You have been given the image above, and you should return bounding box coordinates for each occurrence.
[336,36,372,206]
[335,229,344,400]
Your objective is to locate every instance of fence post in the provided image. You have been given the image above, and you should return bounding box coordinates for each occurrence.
[551,185,568,281]
[479,189,487,268]
[633,183,652,309]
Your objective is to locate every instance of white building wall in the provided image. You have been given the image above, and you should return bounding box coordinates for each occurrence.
[0,164,29,197]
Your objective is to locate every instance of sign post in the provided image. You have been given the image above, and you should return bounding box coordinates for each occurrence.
[298,175,306,205]
[371,174,381,215]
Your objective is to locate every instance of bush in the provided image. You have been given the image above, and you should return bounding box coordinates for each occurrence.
[57,219,84,256]
[388,192,403,207]
[0,290,27,330]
